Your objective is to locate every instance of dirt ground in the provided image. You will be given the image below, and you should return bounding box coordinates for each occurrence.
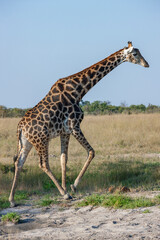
[0,191,160,240]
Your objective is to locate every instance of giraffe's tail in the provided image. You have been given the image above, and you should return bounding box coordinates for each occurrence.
[13,127,22,163]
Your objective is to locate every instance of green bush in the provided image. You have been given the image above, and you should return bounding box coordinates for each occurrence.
[1,212,20,224]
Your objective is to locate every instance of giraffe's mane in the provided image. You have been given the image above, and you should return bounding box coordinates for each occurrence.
[57,48,124,82]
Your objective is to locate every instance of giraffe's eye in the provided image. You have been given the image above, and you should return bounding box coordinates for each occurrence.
[133,53,137,56]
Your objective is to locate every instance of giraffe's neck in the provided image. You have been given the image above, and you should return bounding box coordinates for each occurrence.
[49,48,126,105]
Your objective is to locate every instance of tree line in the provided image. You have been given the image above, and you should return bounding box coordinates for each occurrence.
[0,106,29,118]
[0,101,160,118]
[80,101,160,115]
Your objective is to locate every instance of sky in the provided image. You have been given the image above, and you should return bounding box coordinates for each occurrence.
[0,0,160,108]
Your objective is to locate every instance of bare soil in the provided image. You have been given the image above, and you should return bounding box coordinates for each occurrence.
[0,191,160,240]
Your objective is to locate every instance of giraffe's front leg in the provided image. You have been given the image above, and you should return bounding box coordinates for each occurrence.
[71,128,95,192]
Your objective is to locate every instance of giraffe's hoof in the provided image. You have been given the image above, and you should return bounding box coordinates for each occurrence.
[70,184,76,193]
[10,201,16,208]
[63,193,72,200]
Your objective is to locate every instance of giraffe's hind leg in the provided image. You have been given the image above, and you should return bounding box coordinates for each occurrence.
[36,141,72,200]
[9,132,32,207]
[71,127,95,192]
[60,134,70,191]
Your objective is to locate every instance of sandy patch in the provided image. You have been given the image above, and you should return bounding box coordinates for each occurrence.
[0,192,160,240]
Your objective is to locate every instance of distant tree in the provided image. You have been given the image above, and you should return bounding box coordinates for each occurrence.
[147,104,159,113]
[0,105,7,118]
[120,101,128,107]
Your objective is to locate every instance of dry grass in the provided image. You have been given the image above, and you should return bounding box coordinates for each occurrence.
[81,114,160,155]
[0,114,160,195]
[1,114,160,162]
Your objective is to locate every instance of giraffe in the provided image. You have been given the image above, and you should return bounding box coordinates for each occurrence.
[9,41,149,207]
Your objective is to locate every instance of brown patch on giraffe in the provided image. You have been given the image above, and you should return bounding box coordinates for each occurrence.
[73,77,80,83]
[32,120,37,126]
[56,102,63,111]
[71,92,78,99]
[99,66,105,72]
[61,94,70,106]
[64,92,75,104]
[101,60,107,66]
[26,117,31,122]
[97,74,102,80]
[52,95,60,102]
[109,56,115,61]
[54,111,58,118]
[42,108,48,114]
[103,71,107,76]
[66,80,77,88]
[44,115,50,121]
[76,85,83,93]
[52,86,59,94]
[43,101,49,106]
[81,75,88,85]
[46,97,51,103]
[29,127,33,134]
[66,85,74,91]
[39,121,44,126]
[93,64,99,70]
[49,110,54,118]
[114,61,118,67]
[110,66,114,71]
[87,70,96,78]
[93,79,97,86]
[57,83,64,92]
[70,112,75,119]
[68,106,73,113]
[86,82,91,90]
[81,89,86,98]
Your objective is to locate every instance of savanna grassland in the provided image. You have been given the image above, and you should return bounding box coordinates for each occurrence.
[0,114,160,201]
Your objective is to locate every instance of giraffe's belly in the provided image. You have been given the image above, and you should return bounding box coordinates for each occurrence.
[49,118,72,139]
[49,126,62,139]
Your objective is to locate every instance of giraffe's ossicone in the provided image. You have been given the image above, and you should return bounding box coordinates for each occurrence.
[9,41,149,207]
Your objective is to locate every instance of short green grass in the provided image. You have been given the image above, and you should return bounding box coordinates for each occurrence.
[38,194,59,207]
[1,212,20,224]
[0,191,29,210]
[0,196,10,209]
[76,194,160,209]
[142,209,151,213]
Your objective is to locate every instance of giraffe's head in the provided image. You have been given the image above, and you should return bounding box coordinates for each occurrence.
[123,41,149,68]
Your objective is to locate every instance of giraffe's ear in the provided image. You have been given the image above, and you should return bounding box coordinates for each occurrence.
[128,41,133,48]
